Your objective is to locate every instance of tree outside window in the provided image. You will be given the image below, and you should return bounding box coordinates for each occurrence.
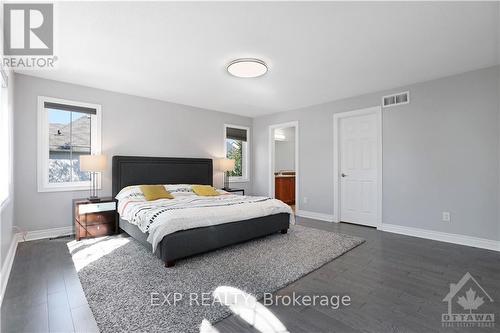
[224,125,249,181]
[226,139,243,177]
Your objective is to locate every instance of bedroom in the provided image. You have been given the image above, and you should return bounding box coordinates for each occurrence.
[0,1,499,332]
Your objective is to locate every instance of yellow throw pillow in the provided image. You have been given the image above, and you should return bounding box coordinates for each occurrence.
[192,185,220,196]
[140,185,174,201]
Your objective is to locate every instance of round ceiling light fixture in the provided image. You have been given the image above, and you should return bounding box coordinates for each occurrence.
[227,58,268,78]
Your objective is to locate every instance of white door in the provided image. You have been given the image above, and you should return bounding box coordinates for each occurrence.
[339,113,379,226]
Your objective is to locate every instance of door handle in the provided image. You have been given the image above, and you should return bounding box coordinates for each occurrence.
[341,173,348,177]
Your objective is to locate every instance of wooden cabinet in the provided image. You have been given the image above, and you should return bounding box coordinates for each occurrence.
[73,198,118,241]
[275,176,295,205]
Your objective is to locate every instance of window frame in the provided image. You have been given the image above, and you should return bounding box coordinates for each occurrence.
[37,96,102,192]
[224,124,250,183]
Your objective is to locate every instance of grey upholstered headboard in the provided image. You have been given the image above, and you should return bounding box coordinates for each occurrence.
[112,156,213,197]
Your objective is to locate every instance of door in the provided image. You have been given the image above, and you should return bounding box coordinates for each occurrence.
[339,113,379,226]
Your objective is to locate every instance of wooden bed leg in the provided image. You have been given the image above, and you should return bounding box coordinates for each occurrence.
[165,260,176,268]
[281,229,288,234]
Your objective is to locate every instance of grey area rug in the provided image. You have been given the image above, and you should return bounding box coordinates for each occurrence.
[72,225,364,333]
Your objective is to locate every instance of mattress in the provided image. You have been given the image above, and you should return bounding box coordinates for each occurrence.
[116,184,294,251]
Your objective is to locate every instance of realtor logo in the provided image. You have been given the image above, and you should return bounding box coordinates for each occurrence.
[3,3,53,55]
[442,272,495,328]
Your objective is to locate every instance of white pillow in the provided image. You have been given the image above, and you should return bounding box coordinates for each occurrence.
[115,185,146,201]
[165,184,193,193]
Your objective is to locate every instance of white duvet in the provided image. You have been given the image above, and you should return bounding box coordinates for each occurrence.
[116,185,294,251]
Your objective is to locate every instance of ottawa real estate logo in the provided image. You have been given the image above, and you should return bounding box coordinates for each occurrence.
[442,272,495,328]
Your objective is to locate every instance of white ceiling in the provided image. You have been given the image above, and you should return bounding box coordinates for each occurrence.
[19,2,499,117]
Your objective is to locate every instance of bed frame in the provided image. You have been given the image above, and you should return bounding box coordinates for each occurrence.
[112,156,290,267]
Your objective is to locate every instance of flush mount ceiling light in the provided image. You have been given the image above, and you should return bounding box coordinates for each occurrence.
[227,58,268,78]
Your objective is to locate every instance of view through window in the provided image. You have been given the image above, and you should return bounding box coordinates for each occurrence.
[48,108,92,183]
[225,125,249,181]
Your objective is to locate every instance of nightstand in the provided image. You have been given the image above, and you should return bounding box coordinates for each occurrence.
[73,197,118,241]
[222,188,245,196]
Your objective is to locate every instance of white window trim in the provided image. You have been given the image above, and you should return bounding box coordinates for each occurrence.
[224,124,250,183]
[37,96,102,192]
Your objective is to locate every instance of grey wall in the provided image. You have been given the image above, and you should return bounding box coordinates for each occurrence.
[253,66,500,241]
[14,74,252,232]
[275,127,295,172]
[275,141,295,172]
[1,72,15,267]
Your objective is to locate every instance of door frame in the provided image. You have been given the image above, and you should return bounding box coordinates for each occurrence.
[268,121,299,210]
[333,106,382,227]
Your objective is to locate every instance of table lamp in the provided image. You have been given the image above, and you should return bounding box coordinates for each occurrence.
[218,158,235,190]
[80,154,107,202]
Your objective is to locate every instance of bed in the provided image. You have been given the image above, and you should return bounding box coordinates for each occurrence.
[112,155,291,267]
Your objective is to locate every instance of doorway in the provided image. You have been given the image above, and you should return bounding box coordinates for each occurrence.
[333,106,382,227]
[269,121,299,212]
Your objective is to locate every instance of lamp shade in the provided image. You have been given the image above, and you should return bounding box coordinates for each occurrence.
[217,158,235,172]
[80,154,107,172]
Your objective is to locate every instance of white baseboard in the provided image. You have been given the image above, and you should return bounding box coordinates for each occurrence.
[17,226,73,242]
[379,223,500,252]
[0,233,20,306]
[1,226,74,306]
[296,210,335,222]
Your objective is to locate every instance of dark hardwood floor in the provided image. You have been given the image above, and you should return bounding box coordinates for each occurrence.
[2,217,499,332]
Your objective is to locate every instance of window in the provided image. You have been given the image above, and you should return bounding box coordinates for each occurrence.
[224,124,250,182]
[37,97,101,192]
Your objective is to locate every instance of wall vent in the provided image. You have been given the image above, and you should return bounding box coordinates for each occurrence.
[382,91,409,108]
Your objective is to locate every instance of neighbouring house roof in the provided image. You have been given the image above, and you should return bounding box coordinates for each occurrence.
[49,116,91,154]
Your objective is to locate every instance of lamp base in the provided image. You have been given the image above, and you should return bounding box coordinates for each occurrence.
[87,196,102,203]
[223,171,231,192]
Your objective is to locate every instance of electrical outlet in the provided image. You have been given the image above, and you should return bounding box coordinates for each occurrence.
[442,211,451,222]
[303,197,308,204]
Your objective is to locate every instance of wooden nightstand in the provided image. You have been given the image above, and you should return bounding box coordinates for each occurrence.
[73,197,118,241]
[222,188,245,195]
